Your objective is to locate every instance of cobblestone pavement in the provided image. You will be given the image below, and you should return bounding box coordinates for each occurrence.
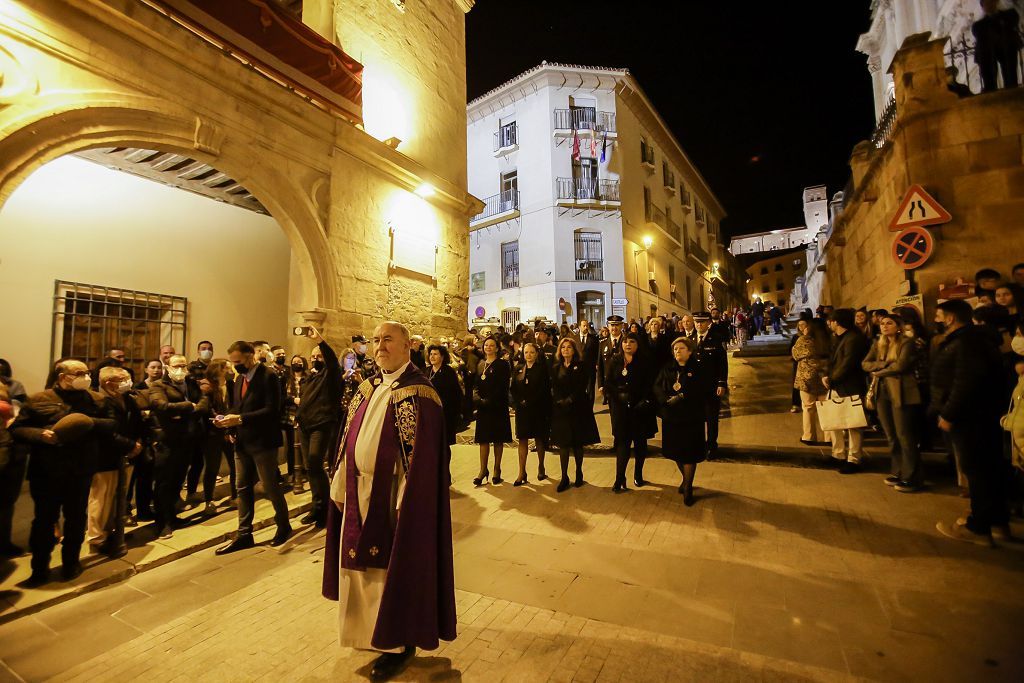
[2,447,1022,682]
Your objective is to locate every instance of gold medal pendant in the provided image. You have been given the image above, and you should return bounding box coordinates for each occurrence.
[672,382,681,392]
[621,368,628,376]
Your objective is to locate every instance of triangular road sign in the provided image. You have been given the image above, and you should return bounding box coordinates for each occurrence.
[889,184,952,231]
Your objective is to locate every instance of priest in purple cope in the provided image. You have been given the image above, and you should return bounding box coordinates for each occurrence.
[322,321,456,681]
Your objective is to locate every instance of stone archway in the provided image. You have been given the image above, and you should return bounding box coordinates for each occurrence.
[0,97,336,314]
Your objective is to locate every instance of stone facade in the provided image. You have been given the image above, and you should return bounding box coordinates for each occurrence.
[0,0,481,359]
[745,250,806,309]
[820,35,1024,316]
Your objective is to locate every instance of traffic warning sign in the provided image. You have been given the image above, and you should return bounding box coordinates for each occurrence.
[891,226,934,270]
[889,185,951,231]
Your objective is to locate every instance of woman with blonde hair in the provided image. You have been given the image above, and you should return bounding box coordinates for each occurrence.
[792,318,830,445]
[862,312,922,491]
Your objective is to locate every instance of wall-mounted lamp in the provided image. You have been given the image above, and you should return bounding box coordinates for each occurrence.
[414,183,435,198]
[384,137,402,149]
[642,235,653,250]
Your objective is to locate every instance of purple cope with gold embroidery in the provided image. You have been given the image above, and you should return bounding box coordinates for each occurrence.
[321,364,456,651]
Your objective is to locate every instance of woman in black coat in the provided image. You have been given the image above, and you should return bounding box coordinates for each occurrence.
[653,336,706,506]
[473,337,512,484]
[510,342,552,486]
[426,345,463,446]
[549,337,600,492]
[605,332,658,492]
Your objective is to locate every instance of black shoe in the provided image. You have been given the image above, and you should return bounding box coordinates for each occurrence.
[61,562,84,581]
[0,542,24,557]
[556,478,571,493]
[513,477,527,487]
[492,469,503,485]
[633,477,647,488]
[370,646,415,682]
[21,570,50,588]
[800,439,816,446]
[169,516,190,529]
[300,511,320,525]
[215,534,255,555]
[269,526,292,547]
[839,461,861,475]
[574,472,584,488]
[136,510,156,522]
[612,479,628,493]
[537,470,548,481]
[706,446,718,460]
[472,470,489,487]
[683,486,695,507]
[99,541,128,558]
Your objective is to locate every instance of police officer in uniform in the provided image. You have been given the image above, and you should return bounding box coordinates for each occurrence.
[597,315,626,405]
[692,311,728,459]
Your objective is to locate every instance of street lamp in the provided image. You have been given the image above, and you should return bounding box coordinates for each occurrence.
[633,236,653,320]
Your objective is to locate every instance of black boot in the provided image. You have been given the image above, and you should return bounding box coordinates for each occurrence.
[370,646,415,681]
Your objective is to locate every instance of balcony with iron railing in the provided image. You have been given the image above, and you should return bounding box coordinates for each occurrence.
[574,258,604,281]
[470,189,520,229]
[680,188,692,210]
[645,203,666,231]
[667,215,684,243]
[553,108,617,136]
[687,237,709,268]
[493,121,518,154]
[641,142,655,168]
[662,164,676,191]
[694,204,706,226]
[555,177,621,207]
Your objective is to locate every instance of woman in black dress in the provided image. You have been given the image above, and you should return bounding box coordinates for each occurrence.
[550,337,601,492]
[605,332,657,492]
[653,337,706,506]
[426,344,463,447]
[510,342,552,486]
[473,337,512,484]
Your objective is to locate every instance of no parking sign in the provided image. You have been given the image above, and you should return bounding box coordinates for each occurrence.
[891,227,934,270]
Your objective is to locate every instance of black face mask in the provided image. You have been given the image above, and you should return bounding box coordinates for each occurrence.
[291,364,305,372]
[234,363,249,375]
[934,321,946,336]
[274,356,286,366]
[312,360,325,372]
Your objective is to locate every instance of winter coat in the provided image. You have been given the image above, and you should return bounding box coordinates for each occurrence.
[792,335,828,394]
[861,337,922,409]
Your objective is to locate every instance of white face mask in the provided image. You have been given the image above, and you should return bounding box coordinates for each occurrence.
[1012,335,1024,356]
[199,349,213,361]
[117,380,132,394]
[70,375,91,391]
[167,367,188,383]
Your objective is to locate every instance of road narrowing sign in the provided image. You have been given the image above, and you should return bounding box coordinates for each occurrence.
[889,184,951,231]
[891,226,934,270]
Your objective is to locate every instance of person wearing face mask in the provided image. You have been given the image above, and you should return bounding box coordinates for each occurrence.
[605,332,657,492]
[195,340,215,370]
[88,367,145,557]
[147,354,210,539]
[284,354,308,494]
[91,348,135,390]
[295,330,342,528]
[692,312,729,460]
[10,360,119,585]
[352,334,378,378]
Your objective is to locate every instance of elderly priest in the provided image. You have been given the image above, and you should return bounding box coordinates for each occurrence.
[322,320,456,681]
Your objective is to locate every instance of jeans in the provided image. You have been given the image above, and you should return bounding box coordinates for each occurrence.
[29,473,91,574]
[799,391,826,442]
[875,394,921,484]
[299,422,338,520]
[829,428,863,462]
[753,315,764,334]
[614,435,648,482]
[235,446,290,537]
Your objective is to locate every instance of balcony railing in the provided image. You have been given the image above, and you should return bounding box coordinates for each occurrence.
[681,188,692,209]
[695,205,706,225]
[553,108,616,133]
[645,203,666,230]
[493,122,518,151]
[556,177,620,202]
[641,142,655,167]
[687,237,709,267]
[662,164,675,189]
[471,190,520,223]
[871,92,897,149]
[668,216,684,242]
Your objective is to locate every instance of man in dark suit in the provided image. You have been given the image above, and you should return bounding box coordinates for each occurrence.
[215,341,291,553]
[147,354,209,539]
[598,315,625,404]
[692,312,728,458]
[576,319,600,402]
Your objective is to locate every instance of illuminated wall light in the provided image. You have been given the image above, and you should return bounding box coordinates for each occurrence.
[414,183,435,198]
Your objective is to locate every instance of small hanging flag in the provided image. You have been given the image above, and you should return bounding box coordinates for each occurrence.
[571,130,581,161]
[590,133,598,158]
[600,131,609,163]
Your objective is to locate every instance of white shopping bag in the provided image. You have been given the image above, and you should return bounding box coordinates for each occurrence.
[816,390,868,432]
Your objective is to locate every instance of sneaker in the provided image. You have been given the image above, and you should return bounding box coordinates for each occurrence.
[883,475,900,486]
[935,520,992,546]
[894,481,920,493]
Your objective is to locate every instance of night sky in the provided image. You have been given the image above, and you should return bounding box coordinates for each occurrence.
[465,1,876,239]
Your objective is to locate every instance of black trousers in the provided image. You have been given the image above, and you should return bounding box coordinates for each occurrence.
[130,445,155,516]
[584,371,596,404]
[978,51,1020,92]
[202,434,236,503]
[949,421,1009,533]
[0,452,27,548]
[300,422,338,520]
[29,473,91,574]
[614,435,648,482]
[153,442,192,527]
[704,395,722,451]
[185,441,204,496]
[235,446,289,537]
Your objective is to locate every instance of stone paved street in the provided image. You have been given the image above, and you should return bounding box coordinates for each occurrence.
[1,444,1022,682]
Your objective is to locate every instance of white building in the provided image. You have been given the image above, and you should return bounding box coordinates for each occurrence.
[856,0,1012,120]
[728,186,828,255]
[465,62,729,329]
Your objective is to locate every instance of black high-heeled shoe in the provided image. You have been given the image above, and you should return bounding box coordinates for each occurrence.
[537,469,548,481]
[683,485,695,507]
[513,477,527,487]
[492,469,503,485]
[612,478,627,493]
[473,470,489,487]
[556,478,570,493]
